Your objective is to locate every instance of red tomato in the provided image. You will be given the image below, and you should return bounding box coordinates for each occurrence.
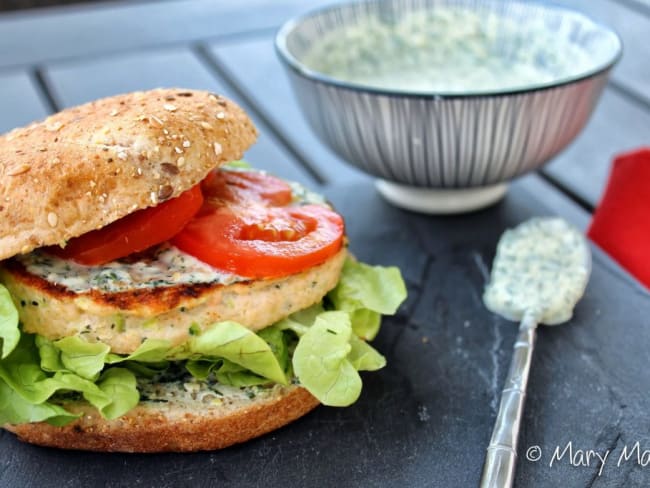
[174,169,344,278]
[48,186,204,265]
[201,169,293,206]
[171,203,344,279]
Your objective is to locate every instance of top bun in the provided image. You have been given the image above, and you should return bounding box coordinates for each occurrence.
[0,88,257,261]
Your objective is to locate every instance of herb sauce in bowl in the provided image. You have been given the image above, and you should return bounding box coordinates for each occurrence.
[303,7,594,93]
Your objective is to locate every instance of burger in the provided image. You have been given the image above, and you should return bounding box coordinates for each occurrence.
[0,89,406,452]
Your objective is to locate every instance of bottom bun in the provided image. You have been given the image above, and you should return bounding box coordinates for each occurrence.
[5,384,319,452]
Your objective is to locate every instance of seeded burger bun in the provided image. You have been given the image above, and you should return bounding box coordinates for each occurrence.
[0,89,406,453]
[0,89,256,260]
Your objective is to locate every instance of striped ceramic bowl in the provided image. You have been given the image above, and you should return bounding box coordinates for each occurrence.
[275,0,622,213]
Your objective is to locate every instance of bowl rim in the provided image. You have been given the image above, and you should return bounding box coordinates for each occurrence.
[274,0,623,99]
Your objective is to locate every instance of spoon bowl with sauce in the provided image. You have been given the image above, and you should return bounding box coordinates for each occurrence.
[276,0,622,213]
[480,217,591,487]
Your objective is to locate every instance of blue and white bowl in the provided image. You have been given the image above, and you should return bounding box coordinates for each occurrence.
[275,0,622,213]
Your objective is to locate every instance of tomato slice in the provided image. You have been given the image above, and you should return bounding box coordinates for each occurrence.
[201,169,293,206]
[48,186,204,265]
[171,203,344,279]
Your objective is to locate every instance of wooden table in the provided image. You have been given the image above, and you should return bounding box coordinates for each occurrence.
[0,1,649,487]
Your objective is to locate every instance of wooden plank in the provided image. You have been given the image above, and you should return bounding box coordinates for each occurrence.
[0,0,334,69]
[543,87,650,207]
[208,37,370,185]
[43,47,317,186]
[553,0,650,103]
[0,70,49,133]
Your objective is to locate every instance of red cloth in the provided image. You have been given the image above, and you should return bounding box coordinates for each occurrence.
[588,148,650,288]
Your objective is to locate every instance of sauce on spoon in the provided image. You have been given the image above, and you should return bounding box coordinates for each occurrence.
[480,217,591,487]
[483,217,591,324]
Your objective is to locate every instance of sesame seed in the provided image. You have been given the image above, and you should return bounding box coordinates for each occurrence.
[89,180,96,188]
[200,121,212,130]
[46,121,63,131]
[161,162,180,175]
[215,112,225,120]
[182,140,191,148]
[7,164,30,176]
[109,109,119,117]
[163,129,169,135]
[163,103,177,112]
[117,151,127,160]
[175,147,183,154]
[213,142,222,156]
[158,185,174,201]
[47,212,58,227]
[137,167,143,176]
[177,157,186,167]
[150,192,158,204]
[149,115,164,127]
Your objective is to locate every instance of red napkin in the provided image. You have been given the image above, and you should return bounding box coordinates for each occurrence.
[588,148,650,288]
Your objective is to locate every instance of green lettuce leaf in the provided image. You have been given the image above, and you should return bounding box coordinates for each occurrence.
[107,338,172,364]
[348,335,386,371]
[54,336,110,380]
[0,284,19,359]
[329,258,407,339]
[188,321,287,385]
[292,311,362,407]
[0,335,138,423]
[94,368,139,419]
[0,377,78,426]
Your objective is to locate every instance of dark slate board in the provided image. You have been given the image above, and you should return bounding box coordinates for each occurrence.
[1,180,648,488]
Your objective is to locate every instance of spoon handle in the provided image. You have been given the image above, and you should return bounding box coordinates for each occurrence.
[480,313,538,488]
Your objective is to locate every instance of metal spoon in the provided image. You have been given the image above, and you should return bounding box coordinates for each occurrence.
[479,217,591,488]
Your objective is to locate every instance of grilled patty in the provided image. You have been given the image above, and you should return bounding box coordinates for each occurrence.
[0,246,346,354]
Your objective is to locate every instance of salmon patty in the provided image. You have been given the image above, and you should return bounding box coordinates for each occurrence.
[0,245,347,354]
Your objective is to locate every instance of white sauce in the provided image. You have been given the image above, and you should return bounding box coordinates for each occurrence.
[304,7,593,93]
[483,218,591,325]
[18,244,244,293]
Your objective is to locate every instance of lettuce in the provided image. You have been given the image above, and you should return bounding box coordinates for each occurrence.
[0,258,407,425]
[0,335,138,424]
[0,284,19,358]
[186,321,287,385]
[292,312,361,406]
[329,259,407,340]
